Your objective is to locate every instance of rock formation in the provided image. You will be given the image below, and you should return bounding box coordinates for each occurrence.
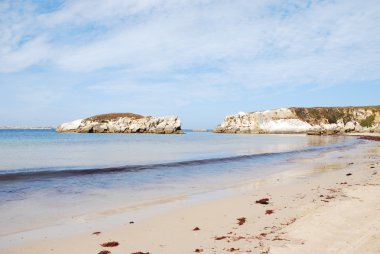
[56,113,182,134]
[213,106,380,135]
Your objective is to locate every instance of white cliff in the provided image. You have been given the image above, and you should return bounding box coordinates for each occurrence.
[214,107,380,134]
[56,119,83,132]
[56,113,182,134]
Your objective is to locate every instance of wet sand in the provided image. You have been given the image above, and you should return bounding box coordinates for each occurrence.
[2,137,379,254]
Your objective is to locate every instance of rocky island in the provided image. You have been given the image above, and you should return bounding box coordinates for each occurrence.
[214,106,380,134]
[56,113,182,134]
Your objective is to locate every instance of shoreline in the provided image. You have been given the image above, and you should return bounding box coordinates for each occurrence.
[1,137,379,253]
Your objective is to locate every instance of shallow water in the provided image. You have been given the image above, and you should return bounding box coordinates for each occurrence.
[0,129,349,172]
[0,130,358,236]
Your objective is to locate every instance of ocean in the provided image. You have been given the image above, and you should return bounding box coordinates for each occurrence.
[0,129,358,237]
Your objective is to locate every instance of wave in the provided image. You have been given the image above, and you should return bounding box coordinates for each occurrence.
[0,140,359,182]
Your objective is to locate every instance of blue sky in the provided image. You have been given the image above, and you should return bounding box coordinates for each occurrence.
[0,0,379,128]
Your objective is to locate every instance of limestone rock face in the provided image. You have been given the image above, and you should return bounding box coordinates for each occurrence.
[56,113,182,134]
[56,119,82,132]
[214,108,312,134]
[214,106,380,135]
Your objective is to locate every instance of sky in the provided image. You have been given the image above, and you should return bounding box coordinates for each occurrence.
[0,0,380,129]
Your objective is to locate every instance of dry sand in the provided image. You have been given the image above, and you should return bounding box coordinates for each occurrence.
[2,138,379,254]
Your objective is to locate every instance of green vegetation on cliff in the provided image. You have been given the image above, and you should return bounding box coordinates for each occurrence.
[85,113,144,123]
[292,107,346,124]
[360,115,375,127]
[290,106,380,125]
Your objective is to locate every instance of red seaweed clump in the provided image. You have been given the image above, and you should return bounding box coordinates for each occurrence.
[98,251,111,254]
[265,210,274,215]
[193,227,200,231]
[358,136,380,142]
[237,217,246,226]
[92,231,101,235]
[215,236,227,240]
[131,252,150,254]
[100,241,119,247]
[256,232,267,240]
[255,198,270,205]
[194,248,204,253]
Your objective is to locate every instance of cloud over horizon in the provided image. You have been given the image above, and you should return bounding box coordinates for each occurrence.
[1,0,380,127]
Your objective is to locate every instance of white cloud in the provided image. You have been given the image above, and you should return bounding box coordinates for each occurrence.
[0,37,50,72]
[1,1,379,83]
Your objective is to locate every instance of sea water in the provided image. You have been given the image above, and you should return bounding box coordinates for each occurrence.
[0,129,358,237]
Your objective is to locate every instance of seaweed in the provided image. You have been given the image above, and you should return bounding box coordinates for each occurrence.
[358,136,380,142]
[237,217,246,226]
[255,198,270,205]
[98,251,111,254]
[265,210,274,215]
[100,241,119,247]
[193,227,200,231]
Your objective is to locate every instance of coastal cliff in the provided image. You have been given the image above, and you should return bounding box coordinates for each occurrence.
[213,106,380,134]
[56,113,182,134]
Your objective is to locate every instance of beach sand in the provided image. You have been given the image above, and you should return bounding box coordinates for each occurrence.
[2,138,379,254]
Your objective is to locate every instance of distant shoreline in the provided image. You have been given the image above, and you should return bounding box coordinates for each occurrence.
[0,127,54,130]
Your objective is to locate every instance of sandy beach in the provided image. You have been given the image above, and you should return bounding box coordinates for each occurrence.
[2,137,379,254]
